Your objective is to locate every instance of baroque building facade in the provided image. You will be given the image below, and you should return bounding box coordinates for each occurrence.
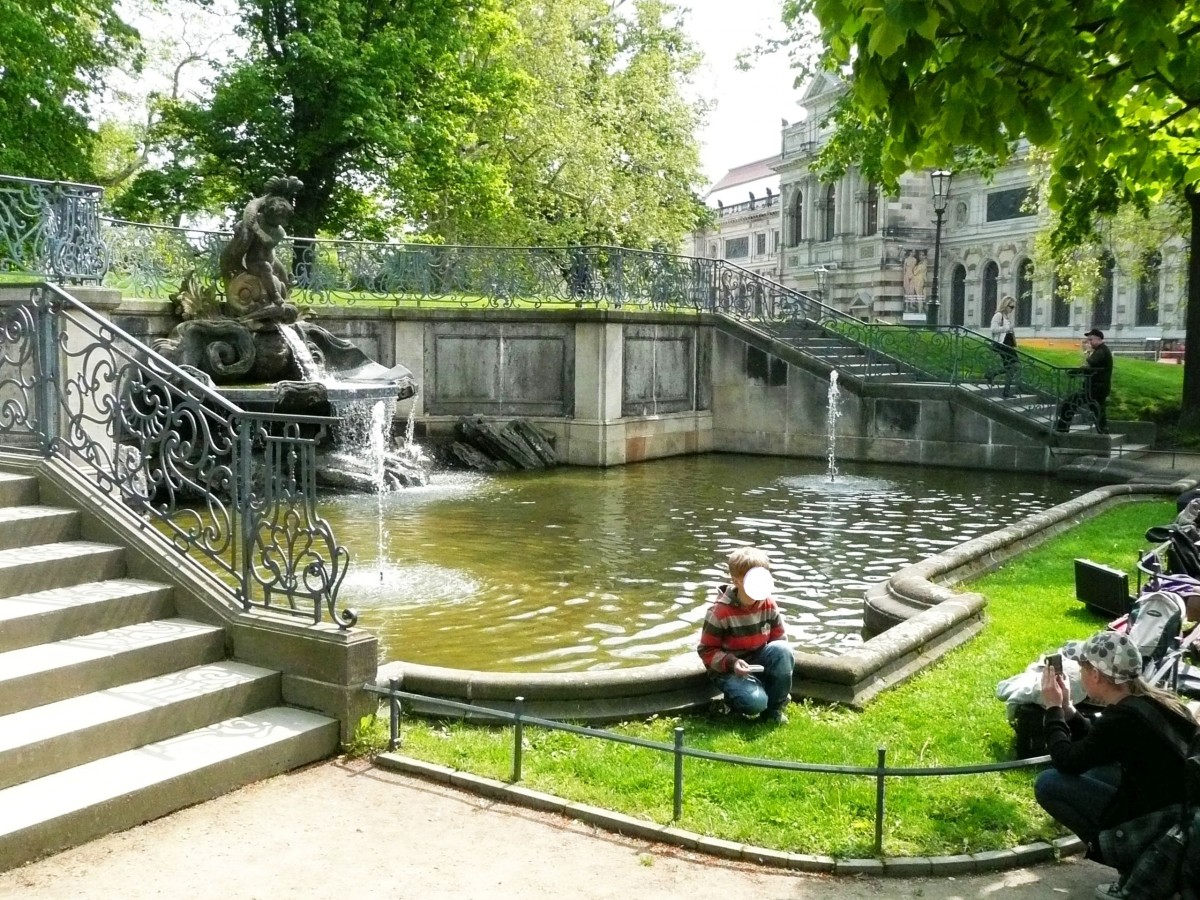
[693,74,1187,344]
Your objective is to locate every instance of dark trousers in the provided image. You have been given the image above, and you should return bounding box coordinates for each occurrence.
[1057,386,1108,433]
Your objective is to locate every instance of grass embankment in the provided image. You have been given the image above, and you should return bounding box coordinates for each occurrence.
[394,499,1177,858]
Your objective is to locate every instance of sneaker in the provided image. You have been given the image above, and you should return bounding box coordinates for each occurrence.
[1094,882,1124,899]
[761,708,789,725]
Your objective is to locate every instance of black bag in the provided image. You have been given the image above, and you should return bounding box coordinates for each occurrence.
[1003,331,1016,348]
[1010,701,1105,758]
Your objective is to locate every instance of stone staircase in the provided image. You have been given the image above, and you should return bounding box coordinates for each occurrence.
[0,470,340,871]
[771,321,914,382]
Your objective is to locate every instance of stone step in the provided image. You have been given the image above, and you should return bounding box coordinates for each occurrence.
[0,541,126,600]
[0,578,175,654]
[0,506,80,551]
[0,618,225,716]
[0,661,280,790]
[0,472,39,508]
[0,706,338,871]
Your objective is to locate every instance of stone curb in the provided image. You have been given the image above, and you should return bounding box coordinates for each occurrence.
[376,753,1080,878]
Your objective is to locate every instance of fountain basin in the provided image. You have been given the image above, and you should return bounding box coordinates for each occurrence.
[221,381,403,416]
[374,478,1190,722]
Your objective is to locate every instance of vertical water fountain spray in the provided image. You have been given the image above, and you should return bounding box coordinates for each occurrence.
[826,370,841,482]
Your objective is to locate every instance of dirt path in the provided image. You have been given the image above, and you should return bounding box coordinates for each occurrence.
[0,758,1111,899]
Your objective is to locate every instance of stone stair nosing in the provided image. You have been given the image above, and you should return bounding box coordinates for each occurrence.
[0,506,80,551]
[0,540,127,601]
[0,706,339,872]
[0,578,175,654]
[0,472,40,508]
[0,617,227,716]
[0,660,282,790]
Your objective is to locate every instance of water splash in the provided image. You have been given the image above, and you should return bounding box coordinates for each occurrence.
[826,369,841,482]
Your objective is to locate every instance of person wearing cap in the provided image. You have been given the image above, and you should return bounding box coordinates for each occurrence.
[697,547,794,724]
[1037,630,1198,898]
[1055,328,1113,434]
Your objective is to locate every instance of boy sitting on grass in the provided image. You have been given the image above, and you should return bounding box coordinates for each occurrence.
[697,547,794,724]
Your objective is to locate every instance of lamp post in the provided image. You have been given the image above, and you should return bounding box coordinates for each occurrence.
[814,266,828,301]
[927,169,953,326]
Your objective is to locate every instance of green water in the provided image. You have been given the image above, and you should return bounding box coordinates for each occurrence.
[322,455,1078,673]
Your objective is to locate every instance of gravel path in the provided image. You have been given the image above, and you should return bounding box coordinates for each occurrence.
[0,758,1111,899]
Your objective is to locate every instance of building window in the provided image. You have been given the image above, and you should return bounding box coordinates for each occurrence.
[772,230,781,252]
[724,236,749,259]
[823,184,836,241]
[861,182,879,236]
[788,190,803,246]
[981,260,999,323]
[1052,275,1071,327]
[1016,258,1034,327]
[1093,253,1114,329]
[985,187,1036,222]
[755,232,767,256]
[1137,251,1161,326]
[950,264,966,326]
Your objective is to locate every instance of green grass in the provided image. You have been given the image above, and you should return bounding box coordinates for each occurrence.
[1020,346,1183,426]
[394,498,1177,858]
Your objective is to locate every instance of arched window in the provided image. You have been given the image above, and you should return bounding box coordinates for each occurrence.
[861,182,879,236]
[1052,274,1071,327]
[1093,253,1114,329]
[1016,258,1034,327]
[981,260,999,323]
[1137,251,1161,326]
[823,184,836,241]
[788,190,803,247]
[950,264,966,326]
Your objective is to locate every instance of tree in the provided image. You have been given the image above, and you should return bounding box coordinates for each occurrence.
[785,0,1200,429]
[119,0,528,239]
[456,0,708,248]
[0,0,139,180]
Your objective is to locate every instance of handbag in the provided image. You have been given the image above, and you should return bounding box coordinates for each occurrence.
[1003,331,1016,348]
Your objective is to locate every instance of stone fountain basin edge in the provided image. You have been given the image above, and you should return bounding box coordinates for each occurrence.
[374,477,1194,725]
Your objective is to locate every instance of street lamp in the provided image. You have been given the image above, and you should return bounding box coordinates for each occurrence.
[814,266,828,301]
[927,169,953,326]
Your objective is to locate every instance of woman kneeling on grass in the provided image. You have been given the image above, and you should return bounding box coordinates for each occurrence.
[1037,630,1198,899]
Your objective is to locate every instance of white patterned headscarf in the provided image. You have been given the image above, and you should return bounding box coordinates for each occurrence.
[1080,631,1143,684]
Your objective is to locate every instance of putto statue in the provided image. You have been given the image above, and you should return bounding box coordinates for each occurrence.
[219,175,304,316]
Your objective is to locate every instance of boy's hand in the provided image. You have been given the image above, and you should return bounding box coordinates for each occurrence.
[732,659,752,677]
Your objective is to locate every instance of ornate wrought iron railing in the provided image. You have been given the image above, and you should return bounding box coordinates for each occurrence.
[2,175,1078,428]
[0,283,354,627]
[0,174,108,283]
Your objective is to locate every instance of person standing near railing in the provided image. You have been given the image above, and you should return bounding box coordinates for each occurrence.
[697,547,794,725]
[1055,328,1113,434]
[988,295,1019,398]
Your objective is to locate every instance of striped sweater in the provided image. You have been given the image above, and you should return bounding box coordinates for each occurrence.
[697,584,787,674]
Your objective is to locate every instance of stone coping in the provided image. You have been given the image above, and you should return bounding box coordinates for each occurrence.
[376,754,1083,875]
[377,476,1195,722]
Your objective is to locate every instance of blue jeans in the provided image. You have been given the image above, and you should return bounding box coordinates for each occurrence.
[1035,764,1121,847]
[716,641,794,716]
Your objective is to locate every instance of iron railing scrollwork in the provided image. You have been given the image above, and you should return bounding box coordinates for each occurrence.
[0,284,353,627]
[0,175,108,283]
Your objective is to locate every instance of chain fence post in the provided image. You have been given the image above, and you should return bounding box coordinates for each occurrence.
[874,746,887,856]
[512,696,525,783]
[673,726,685,822]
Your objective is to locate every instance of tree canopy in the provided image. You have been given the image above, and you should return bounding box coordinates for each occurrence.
[785,0,1200,428]
[110,0,707,248]
[0,0,139,180]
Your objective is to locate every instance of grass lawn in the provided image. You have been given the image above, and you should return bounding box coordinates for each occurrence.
[392,497,1178,858]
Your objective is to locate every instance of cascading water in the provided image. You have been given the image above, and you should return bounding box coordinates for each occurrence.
[826,369,841,482]
[277,324,325,381]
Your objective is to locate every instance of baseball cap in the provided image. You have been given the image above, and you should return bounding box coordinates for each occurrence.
[741,567,775,602]
[1084,328,1104,339]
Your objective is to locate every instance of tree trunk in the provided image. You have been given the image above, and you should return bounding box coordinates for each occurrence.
[1179,187,1200,432]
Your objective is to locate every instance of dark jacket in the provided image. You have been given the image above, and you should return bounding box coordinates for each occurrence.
[1079,342,1113,399]
[1044,695,1196,828]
